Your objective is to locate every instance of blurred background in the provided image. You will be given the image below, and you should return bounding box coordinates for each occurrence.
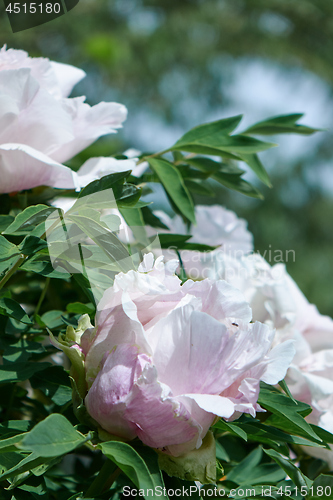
[1,0,332,316]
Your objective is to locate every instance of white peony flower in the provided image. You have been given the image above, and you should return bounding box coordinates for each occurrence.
[0,46,127,193]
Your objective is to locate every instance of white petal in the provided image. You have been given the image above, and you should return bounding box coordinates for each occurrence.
[50,61,86,97]
[0,143,79,193]
[261,339,296,385]
[183,394,236,419]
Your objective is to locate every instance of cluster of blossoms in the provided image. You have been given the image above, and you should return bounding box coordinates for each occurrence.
[2,48,332,467]
[61,204,332,462]
[153,205,333,465]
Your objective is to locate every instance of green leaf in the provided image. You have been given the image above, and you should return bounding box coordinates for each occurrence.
[135,445,169,498]
[3,205,56,236]
[40,310,68,329]
[141,206,169,230]
[185,179,215,197]
[98,441,156,498]
[120,207,150,245]
[239,153,272,187]
[259,385,322,444]
[18,235,48,256]
[214,419,248,441]
[310,424,333,444]
[243,113,320,136]
[171,115,276,156]
[0,420,31,439]
[0,236,20,262]
[0,451,34,477]
[0,451,55,481]
[263,449,312,489]
[173,115,243,147]
[0,215,14,233]
[19,414,87,457]
[172,139,275,157]
[77,170,130,199]
[180,166,211,180]
[30,366,72,406]
[67,214,133,272]
[0,433,28,453]
[157,233,192,249]
[310,475,333,500]
[15,476,49,498]
[213,172,264,198]
[116,184,142,208]
[226,447,262,483]
[66,302,95,315]
[216,441,230,462]
[237,422,326,453]
[0,362,50,384]
[0,337,45,364]
[21,256,71,279]
[72,177,141,214]
[0,297,32,324]
[0,256,20,278]
[186,156,245,175]
[148,158,195,223]
[181,242,217,252]
[278,379,297,404]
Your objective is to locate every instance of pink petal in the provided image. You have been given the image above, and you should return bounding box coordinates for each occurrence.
[83,301,150,385]
[85,344,144,441]
[124,364,201,453]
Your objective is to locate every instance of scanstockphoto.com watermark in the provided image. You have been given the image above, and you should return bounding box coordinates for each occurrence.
[2,0,80,32]
[122,484,332,497]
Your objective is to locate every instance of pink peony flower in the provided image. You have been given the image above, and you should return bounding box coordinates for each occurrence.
[0,46,127,193]
[80,254,294,456]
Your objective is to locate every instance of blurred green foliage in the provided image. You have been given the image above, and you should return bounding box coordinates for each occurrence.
[0,0,332,315]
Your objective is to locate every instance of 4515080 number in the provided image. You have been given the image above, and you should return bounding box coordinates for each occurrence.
[5,2,61,14]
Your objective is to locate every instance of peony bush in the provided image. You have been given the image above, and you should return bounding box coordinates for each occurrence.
[0,49,332,499]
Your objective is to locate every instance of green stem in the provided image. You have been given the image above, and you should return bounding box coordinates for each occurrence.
[84,460,120,498]
[137,149,170,165]
[176,250,187,283]
[34,277,51,316]
[0,254,26,291]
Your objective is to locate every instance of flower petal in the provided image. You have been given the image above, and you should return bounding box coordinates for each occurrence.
[50,61,86,97]
[51,99,128,163]
[0,143,78,193]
